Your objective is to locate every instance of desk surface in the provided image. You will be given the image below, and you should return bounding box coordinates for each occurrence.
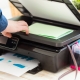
[0,67,80,80]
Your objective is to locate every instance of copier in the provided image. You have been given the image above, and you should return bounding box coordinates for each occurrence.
[0,0,80,73]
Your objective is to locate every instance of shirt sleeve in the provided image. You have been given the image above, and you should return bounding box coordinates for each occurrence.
[0,9,8,32]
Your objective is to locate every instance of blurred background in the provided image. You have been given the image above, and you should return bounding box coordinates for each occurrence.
[0,0,22,19]
[0,0,12,19]
[72,0,80,10]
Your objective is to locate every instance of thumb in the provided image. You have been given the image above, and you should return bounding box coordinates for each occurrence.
[2,32,12,38]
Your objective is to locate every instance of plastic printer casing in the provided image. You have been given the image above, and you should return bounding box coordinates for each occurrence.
[1,0,80,72]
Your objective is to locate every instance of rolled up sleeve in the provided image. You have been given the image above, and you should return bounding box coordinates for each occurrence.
[0,9,8,32]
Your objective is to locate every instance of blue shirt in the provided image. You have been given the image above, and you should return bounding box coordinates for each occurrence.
[0,9,8,32]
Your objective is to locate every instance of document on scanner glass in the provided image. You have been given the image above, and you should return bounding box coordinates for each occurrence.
[29,23,74,39]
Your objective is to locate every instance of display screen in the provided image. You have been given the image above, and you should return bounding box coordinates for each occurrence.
[0,36,8,44]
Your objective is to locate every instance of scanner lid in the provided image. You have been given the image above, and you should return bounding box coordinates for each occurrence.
[9,0,80,47]
[16,0,80,26]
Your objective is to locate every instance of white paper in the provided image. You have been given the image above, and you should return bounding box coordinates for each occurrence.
[0,53,40,77]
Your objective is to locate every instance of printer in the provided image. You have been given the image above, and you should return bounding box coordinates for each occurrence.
[0,0,80,73]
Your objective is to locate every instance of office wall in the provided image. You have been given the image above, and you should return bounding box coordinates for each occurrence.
[0,0,12,19]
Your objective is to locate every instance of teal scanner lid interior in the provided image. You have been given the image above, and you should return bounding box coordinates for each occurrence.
[18,0,80,26]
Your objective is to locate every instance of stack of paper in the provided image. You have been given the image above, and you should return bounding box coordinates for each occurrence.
[0,53,40,77]
[29,23,74,39]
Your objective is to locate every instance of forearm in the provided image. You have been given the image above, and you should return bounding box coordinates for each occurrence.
[0,9,8,32]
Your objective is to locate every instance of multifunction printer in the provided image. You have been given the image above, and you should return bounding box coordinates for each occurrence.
[0,0,80,73]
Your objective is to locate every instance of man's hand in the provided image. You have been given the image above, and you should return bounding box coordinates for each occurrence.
[1,20,29,38]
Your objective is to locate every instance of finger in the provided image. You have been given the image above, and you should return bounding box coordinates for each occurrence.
[16,26,29,34]
[17,25,29,34]
[2,32,12,38]
[18,21,28,26]
[22,26,29,34]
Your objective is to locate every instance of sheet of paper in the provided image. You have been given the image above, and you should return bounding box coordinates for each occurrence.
[29,23,73,39]
[0,53,40,77]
